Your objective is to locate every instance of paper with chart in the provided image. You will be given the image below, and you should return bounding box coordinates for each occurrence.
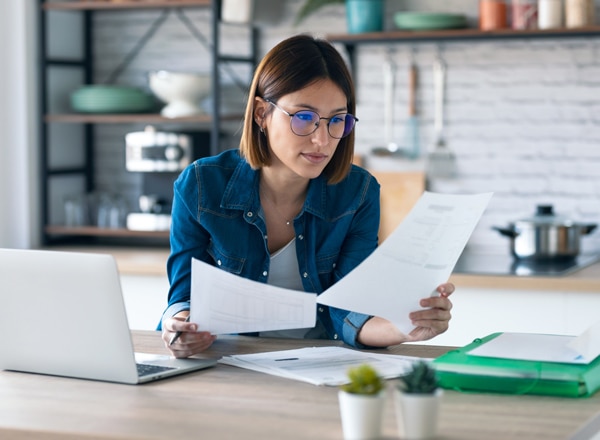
[316,191,492,334]
[190,258,316,334]
[190,191,492,335]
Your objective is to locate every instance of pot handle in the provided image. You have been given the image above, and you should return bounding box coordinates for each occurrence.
[492,226,519,238]
[582,224,598,235]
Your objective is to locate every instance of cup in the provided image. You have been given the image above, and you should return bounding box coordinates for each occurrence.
[64,195,87,227]
[346,0,384,34]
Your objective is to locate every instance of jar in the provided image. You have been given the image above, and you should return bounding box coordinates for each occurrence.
[511,0,538,29]
[480,0,508,30]
[565,0,595,28]
[538,0,563,28]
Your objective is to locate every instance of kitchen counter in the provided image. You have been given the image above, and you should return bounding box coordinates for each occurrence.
[48,246,169,276]
[48,246,600,293]
[450,261,600,293]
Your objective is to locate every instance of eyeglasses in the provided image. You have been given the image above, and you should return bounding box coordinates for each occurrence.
[265,99,358,139]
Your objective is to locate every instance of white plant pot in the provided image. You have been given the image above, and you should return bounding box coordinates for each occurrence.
[394,389,443,439]
[338,390,386,440]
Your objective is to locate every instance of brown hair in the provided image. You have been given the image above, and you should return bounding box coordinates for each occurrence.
[239,34,356,185]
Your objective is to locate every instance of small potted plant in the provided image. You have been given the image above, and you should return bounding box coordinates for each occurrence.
[394,361,443,439]
[338,363,386,440]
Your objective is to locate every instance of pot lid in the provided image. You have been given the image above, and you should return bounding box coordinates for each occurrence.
[513,205,575,227]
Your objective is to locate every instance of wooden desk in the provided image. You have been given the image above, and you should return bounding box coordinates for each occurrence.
[0,331,598,439]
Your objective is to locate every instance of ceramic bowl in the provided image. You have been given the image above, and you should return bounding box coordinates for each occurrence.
[148,71,211,118]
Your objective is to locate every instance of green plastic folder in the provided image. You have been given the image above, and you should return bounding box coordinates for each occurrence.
[433,333,600,398]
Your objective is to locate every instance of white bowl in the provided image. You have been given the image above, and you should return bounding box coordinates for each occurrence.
[148,71,211,118]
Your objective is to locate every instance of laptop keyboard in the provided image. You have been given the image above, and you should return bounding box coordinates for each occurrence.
[136,363,176,377]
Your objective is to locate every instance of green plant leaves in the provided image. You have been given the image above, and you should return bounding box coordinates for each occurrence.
[294,0,345,25]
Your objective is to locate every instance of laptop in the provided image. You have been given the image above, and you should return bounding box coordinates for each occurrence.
[0,248,217,384]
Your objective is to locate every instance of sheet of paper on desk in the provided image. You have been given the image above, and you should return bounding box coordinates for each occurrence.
[316,191,493,334]
[190,258,316,334]
[468,326,600,364]
[219,346,430,386]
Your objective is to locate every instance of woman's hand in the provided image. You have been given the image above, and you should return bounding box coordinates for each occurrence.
[161,314,217,358]
[405,282,454,342]
[357,282,454,347]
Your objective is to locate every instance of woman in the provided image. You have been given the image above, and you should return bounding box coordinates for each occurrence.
[161,34,454,358]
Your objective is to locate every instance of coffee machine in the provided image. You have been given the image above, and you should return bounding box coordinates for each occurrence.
[125,125,211,231]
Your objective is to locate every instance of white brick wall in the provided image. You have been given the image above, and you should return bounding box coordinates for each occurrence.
[91,0,600,254]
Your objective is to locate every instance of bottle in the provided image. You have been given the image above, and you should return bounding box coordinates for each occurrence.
[511,0,538,29]
[565,0,595,28]
[538,0,563,28]
[480,0,508,30]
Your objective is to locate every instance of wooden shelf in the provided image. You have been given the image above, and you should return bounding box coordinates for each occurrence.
[45,225,170,239]
[43,0,211,11]
[45,113,243,124]
[328,25,600,45]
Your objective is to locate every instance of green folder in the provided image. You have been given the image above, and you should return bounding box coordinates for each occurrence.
[433,333,600,398]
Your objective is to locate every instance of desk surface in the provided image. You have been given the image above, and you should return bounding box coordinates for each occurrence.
[0,331,599,439]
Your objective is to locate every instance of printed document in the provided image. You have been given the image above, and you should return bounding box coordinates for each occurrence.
[190,191,492,335]
[219,346,430,386]
[317,191,492,334]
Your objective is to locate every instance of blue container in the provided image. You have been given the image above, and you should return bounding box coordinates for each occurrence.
[346,0,384,34]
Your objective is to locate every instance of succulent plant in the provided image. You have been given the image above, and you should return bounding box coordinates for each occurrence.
[397,361,439,394]
[340,364,384,395]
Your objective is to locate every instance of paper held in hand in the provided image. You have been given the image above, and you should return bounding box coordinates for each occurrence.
[190,191,493,335]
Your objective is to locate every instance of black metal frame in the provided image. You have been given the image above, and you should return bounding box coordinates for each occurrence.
[39,0,258,245]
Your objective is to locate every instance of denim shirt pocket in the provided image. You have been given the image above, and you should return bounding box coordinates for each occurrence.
[316,252,338,278]
[206,242,245,275]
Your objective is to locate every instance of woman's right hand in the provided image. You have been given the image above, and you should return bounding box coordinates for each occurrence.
[161,314,217,358]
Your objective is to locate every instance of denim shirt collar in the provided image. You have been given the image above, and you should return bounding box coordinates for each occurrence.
[221,158,329,220]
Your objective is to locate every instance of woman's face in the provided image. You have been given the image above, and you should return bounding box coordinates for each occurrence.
[257,78,348,181]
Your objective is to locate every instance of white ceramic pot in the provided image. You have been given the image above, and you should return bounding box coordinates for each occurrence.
[148,71,211,118]
[394,388,443,439]
[338,390,386,440]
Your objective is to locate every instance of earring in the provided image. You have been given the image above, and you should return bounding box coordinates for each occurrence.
[260,126,265,133]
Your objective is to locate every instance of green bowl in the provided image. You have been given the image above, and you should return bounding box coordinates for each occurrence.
[394,12,468,30]
[70,85,156,113]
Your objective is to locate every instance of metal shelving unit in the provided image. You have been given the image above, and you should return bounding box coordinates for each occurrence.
[39,0,257,244]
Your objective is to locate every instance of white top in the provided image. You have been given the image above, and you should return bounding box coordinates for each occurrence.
[259,239,325,339]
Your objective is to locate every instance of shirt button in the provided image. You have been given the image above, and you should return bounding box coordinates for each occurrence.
[264,235,268,240]
[332,263,336,268]
[333,334,339,340]
[298,234,304,240]
[217,260,222,266]
[262,271,268,277]
[318,307,324,313]
[247,212,253,218]
[303,272,308,278]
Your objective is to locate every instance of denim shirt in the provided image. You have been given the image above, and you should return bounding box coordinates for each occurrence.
[161,149,381,348]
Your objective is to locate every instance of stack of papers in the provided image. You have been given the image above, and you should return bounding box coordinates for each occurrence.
[219,346,430,386]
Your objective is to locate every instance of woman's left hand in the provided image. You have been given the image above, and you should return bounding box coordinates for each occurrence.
[405,282,454,342]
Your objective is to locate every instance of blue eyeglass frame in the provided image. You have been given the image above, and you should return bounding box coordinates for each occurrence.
[265,99,358,139]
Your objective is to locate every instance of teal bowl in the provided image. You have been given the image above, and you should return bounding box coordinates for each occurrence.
[394,12,468,30]
[70,85,156,113]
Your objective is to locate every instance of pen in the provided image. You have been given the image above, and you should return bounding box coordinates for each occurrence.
[168,315,191,346]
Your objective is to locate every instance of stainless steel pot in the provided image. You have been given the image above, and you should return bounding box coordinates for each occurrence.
[493,205,597,260]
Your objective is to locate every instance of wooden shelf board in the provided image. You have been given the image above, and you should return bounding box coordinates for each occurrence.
[328,26,600,44]
[43,0,211,11]
[45,113,242,124]
[45,225,170,239]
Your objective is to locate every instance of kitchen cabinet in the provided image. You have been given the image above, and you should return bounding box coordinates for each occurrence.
[40,0,257,245]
